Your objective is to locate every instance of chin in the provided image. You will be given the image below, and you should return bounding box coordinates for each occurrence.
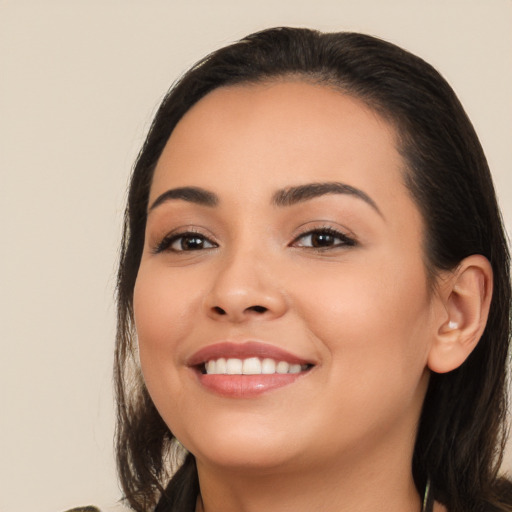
[177,415,306,472]
[194,441,299,473]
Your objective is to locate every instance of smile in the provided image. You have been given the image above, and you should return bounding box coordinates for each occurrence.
[188,341,315,397]
[204,357,310,375]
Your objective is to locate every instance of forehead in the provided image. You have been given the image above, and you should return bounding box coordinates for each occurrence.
[151,81,413,217]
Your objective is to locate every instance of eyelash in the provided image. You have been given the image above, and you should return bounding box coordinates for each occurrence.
[153,230,218,254]
[291,227,356,250]
[153,227,356,254]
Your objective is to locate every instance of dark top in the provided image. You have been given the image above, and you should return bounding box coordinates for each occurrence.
[65,508,101,512]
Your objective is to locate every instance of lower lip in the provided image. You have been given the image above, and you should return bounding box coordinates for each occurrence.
[196,372,307,398]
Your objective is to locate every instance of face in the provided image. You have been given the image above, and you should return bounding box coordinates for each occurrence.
[134,81,439,475]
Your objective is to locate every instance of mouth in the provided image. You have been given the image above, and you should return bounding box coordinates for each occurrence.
[200,357,312,375]
[187,341,315,397]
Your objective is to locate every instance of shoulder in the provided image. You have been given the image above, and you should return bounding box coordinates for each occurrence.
[64,508,101,512]
[64,505,132,512]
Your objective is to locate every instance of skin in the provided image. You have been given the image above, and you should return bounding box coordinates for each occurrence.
[133,81,460,511]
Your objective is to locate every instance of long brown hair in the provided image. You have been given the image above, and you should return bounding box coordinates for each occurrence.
[115,27,512,512]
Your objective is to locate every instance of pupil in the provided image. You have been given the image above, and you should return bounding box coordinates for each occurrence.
[183,236,203,250]
[312,233,334,247]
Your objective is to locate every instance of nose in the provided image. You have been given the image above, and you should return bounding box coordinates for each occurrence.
[204,249,288,323]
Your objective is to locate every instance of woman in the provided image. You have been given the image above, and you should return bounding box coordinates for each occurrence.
[112,27,511,512]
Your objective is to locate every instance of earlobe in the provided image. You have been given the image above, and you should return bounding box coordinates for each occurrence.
[427,255,493,374]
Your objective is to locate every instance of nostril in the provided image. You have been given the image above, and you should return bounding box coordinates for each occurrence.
[247,305,268,314]
[209,304,271,318]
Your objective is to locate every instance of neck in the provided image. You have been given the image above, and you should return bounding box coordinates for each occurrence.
[195,441,422,512]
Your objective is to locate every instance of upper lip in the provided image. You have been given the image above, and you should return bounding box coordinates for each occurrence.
[186,341,314,367]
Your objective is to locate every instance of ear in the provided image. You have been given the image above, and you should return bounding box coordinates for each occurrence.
[428,255,493,374]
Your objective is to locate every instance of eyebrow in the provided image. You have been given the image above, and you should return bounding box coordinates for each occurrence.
[149,186,218,211]
[148,181,382,217]
[272,182,382,216]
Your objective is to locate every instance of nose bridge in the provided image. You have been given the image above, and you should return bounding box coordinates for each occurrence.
[204,232,287,321]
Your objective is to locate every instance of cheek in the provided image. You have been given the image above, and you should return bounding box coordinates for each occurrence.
[295,256,432,388]
[293,263,432,445]
[134,263,202,342]
[133,263,202,393]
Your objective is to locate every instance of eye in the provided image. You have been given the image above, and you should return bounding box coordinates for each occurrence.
[154,232,217,253]
[292,228,356,249]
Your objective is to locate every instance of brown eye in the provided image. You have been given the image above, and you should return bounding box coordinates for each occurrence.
[155,232,217,253]
[175,235,209,251]
[309,232,337,247]
[293,228,356,249]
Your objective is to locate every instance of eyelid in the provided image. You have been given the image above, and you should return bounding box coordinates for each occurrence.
[290,224,357,249]
[149,222,357,254]
[152,227,218,254]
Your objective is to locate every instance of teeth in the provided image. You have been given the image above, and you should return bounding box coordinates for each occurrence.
[216,357,227,374]
[276,361,290,374]
[226,358,243,375]
[261,358,276,374]
[289,364,301,374]
[205,360,216,374]
[243,357,261,374]
[204,357,308,375]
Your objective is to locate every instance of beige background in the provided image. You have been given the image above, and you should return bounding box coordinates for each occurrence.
[1,1,511,511]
